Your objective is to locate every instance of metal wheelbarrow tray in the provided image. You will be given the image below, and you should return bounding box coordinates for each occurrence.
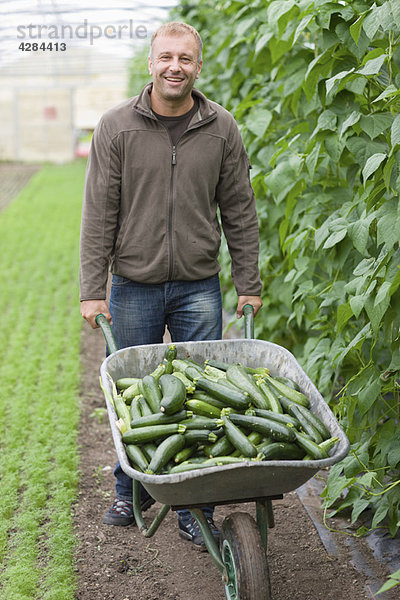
[100,338,349,507]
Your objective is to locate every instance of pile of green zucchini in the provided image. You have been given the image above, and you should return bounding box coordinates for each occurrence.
[103,344,339,475]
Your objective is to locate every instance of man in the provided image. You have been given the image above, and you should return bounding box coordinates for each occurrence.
[79,21,262,547]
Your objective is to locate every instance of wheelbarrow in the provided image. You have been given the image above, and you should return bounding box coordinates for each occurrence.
[97,306,350,600]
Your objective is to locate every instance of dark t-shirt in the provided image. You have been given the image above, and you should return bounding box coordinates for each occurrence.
[153,97,199,146]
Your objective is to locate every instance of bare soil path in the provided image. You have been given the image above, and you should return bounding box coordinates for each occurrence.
[74,323,398,600]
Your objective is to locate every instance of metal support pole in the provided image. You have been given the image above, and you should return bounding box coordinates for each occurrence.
[132,479,170,538]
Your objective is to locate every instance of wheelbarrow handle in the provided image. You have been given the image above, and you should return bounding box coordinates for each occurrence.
[243,303,254,340]
[95,313,118,355]
[96,303,255,355]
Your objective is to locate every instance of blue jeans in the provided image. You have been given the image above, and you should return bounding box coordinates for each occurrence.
[109,274,222,515]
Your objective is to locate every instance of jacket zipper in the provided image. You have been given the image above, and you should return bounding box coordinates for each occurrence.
[168,145,177,280]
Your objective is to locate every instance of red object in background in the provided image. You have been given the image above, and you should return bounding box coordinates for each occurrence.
[44,106,57,120]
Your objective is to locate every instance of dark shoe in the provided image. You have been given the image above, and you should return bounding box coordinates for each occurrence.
[103,492,156,526]
[178,512,220,547]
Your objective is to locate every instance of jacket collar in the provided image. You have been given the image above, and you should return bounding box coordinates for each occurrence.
[132,82,217,126]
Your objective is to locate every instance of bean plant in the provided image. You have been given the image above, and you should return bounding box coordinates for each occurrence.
[170,0,400,550]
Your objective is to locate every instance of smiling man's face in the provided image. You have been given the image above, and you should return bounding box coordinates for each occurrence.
[148,33,202,114]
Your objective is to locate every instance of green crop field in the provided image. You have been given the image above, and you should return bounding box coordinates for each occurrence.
[0,161,86,600]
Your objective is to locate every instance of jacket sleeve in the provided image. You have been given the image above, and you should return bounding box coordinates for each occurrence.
[79,117,121,301]
[215,118,262,296]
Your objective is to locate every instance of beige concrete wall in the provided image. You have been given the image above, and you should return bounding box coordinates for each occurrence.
[0,87,75,163]
[0,48,129,163]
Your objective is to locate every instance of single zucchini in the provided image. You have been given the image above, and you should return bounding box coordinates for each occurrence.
[116,377,141,391]
[303,436,339,460]
[253,408,300,429]
[188,392,226,410]
[163,344,177,375]
[130,409,191,429]
[129,396,142,421]
[122,380,142,402]
[274,375,300,390]
[185,399,221,419]
[258,441,305,461]
[231,431,263,457]
[203,364,228,380]
[139,375,162,413]
[138,395,153,417]
[174,446,197,464]
[203,456,253,466]
[172,360,202,378]
[149,362,166,381]
[180,415,224,430]
[125,444,149,471]
[194,376,250,410]
[226,364,269,409]
[256,379,283,413]
[164,343,177,362]
[265,374,310,407]
[172,371,196,393]
[142,442,157,461]
[288,403,323,443]
[146,434,185,474]
[113,395,131,431]
[223,416,258,458]
[204,435,235,458]
[168,462,211,474]
[183,429,218,445]
[227,413,296,443]
[121,423,186,444]
[289,401,330,441]
[293,430,328,460]
[159,374,187,415]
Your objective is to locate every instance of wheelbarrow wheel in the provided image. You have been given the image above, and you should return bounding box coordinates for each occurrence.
[220,512,271,600]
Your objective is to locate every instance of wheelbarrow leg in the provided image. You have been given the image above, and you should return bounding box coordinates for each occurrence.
[189,508,225,574]
[132,479,170,537]
[256,498,274,553]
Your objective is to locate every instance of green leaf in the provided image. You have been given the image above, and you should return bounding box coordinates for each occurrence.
[388,444,400,468]
[348,214,375,255]
[293,14,314,43]
[373,85,400,104]
[246,108,273,138]
[323,228,347,249]
[371,497,389,529]
[358,377,382,415]
[340,111,361,138]
[351,498,370,523]
[305,141,321,178]
[337,303,353,332]
[360,113,393,140]
[389,267,400,296]
[389,0,400,29]
[357,55,386,76]
[350,15,365,44]
[377,569,400,594]
[264,155,303,204]
[391,114,400,148]
[365,294,390,333]
[325,68,355,95]
[267,0,295,35]
[346,136,387,168]
[377,200,400,248]
[349,294,366,318]
[362,153,386,184]
[375,281,391,307]
[362,4,381,40]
